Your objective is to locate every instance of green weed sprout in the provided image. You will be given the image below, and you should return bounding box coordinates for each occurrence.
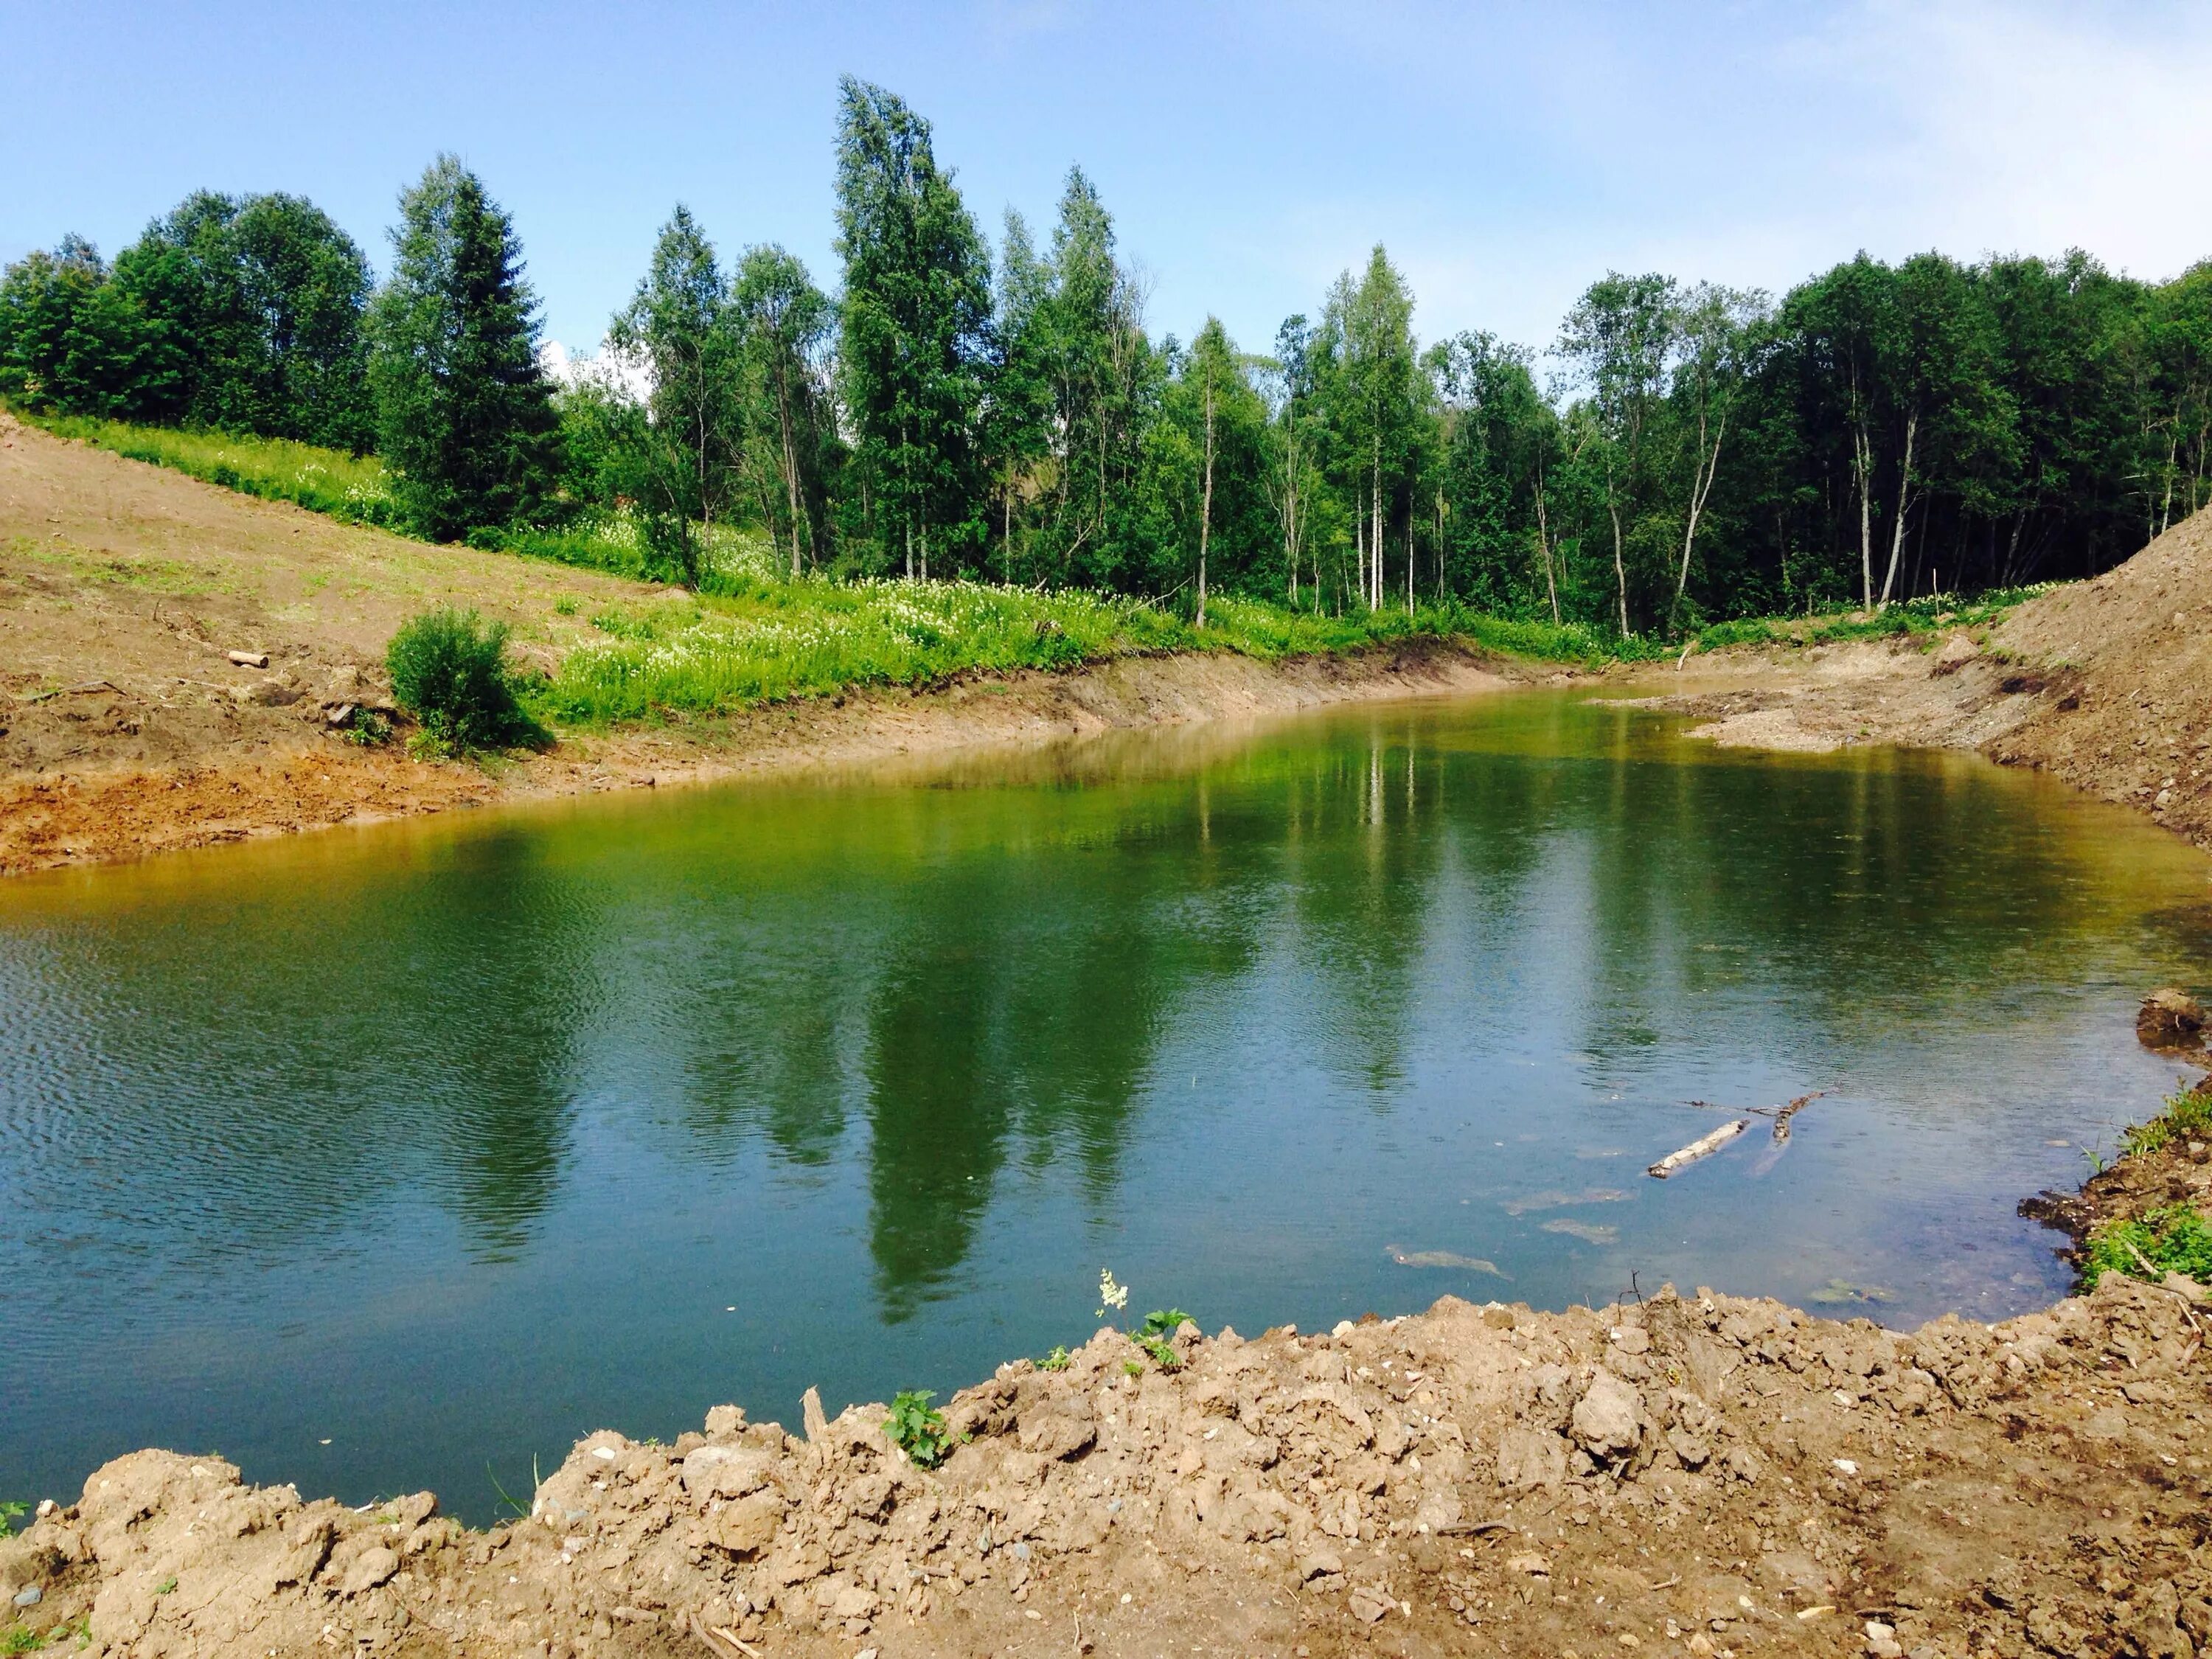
[883,1390,950,1470]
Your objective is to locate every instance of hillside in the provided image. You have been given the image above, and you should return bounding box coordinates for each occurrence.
[0,417,1512,872]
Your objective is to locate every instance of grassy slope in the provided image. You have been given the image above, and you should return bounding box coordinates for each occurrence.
[23,410,2050,727]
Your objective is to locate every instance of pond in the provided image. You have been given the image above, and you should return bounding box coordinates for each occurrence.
[4,688,2208,1521]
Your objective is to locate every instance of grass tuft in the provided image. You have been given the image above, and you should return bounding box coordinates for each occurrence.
[2082,1204,2212,1288]
[2120,1086,2212,1161]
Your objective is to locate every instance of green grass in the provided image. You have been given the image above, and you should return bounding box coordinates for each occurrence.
[2083,1204,2212,1288]
[7,408,2064,726]
[21,410,407,530]
[2121,1087,2212,1161]
[538,579,1663,726]
[1686,587,2053,653]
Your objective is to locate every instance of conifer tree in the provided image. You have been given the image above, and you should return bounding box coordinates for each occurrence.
[367,156,560,542]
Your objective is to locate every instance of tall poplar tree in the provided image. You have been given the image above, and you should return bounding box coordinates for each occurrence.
[367,156,560,542]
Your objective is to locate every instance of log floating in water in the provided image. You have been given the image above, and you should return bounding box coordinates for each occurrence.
[1648,1119,1748,1178]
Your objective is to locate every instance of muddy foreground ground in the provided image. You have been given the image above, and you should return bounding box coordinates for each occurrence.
[5,1145,2207,1659]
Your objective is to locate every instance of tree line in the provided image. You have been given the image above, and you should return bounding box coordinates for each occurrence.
[6,75,2211,631]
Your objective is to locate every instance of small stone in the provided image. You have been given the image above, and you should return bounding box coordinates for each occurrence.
[1348,1584,1395,1624]
[1332,1320,1356,1338]
[33,1500,55,1520]
[13,1587,41,1609]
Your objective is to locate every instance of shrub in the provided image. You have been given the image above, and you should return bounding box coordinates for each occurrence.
[384,608,545,755]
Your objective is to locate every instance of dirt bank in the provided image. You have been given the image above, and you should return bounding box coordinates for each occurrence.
[7,1194,2206,1659]
[1633,504,2212,849]
[0,641,1517,874]
[0,415,1520,874]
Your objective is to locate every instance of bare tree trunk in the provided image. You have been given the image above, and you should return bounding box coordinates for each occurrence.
[1535,481,1560,627]
[1197,381,1214,629]
[1877,411,1917,608]
[1371,442,1382,611]
[1607,462,1629,636]
[1675,412,1726,602]
[1854,420,1873,611]
[775,363,803,580]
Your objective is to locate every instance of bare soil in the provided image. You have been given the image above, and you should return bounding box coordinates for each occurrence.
[0,416,1515,874]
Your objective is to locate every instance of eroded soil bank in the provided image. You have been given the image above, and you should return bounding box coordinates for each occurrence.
[0,641,1517,874]
[7,1148,2208,1659]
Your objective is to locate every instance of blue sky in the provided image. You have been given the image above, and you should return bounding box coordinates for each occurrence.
[6,1,2210,361]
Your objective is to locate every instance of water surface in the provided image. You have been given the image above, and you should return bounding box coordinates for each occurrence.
[5,689,2208,1519]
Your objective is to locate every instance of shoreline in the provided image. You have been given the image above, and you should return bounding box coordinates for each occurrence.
[0,637,1526,877]
[7,1096,2208,1659]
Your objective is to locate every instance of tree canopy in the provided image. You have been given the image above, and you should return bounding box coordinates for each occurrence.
[8,84,2212,623]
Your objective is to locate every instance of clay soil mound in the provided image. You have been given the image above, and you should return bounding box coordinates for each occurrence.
[1986,509,2212,843]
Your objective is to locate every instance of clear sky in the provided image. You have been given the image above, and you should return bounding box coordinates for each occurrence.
[7,1,2210,362]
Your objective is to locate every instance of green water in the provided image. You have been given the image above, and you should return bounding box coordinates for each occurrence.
[4,689,2208,1520]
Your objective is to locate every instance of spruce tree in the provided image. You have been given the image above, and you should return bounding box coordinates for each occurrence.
[368,156,560,542]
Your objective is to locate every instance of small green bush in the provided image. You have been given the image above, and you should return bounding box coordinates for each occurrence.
[883,1390,950,1470]
[2082,1204,2212,1288]
[384,608,545,755]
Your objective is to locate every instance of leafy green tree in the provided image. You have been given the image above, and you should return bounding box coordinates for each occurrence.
[1559,272,1675,633]
[984,209,1057,580]
[1429,330,1562,614]
[1665,285,1767,620]
[1323,248,1423,611]
[366,156,560,543]
[114,191,373,448]
[832,77,992,579]
[731,244,835,577]
[609,205,745,584]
